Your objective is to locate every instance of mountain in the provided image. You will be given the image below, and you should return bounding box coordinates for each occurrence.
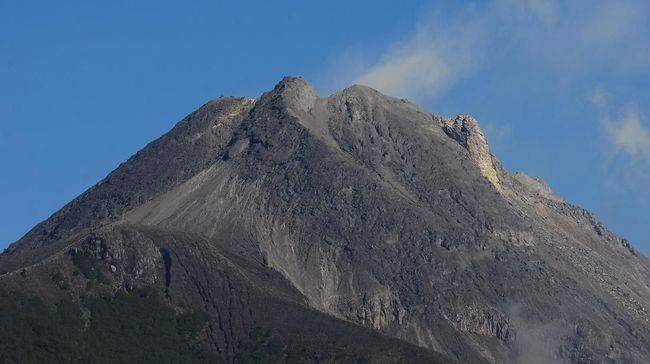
[1,77,649,363]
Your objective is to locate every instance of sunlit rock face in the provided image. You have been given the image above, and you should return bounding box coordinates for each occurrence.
[441,114,503,193]
[2,77,650,364]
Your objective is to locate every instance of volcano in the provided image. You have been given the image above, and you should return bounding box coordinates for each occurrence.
[1,77,649,363]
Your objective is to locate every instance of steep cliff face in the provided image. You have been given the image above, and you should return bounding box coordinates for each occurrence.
[1,77,649,363]
[440,114,503,193]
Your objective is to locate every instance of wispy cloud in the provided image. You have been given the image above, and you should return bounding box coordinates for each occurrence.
[590,88,650,211]
[353,11,484,100]
[591,87,650,162]
[348,0,650,101]
[604,107,650,159]
[510,0,650,73]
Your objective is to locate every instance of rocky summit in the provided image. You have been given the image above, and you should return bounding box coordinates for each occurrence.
[1,77,649,363]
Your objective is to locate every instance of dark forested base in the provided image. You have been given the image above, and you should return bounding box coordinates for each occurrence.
[0,288,217,364]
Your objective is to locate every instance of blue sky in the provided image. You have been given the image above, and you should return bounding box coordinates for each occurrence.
[1,1,649,254]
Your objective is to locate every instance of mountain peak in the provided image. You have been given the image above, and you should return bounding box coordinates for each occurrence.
[261,76,318,114]
[275,75,311,89]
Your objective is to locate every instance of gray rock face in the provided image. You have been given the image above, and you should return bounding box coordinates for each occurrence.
[2,77,650,363]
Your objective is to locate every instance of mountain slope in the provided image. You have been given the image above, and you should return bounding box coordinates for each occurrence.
[1,77,649,363]
[2,96,255,269]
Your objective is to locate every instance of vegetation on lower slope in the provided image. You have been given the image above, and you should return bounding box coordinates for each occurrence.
[233,327,417,364]
[0,288,217,364]
[0,286,435,364]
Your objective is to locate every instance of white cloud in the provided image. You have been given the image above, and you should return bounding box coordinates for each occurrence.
[347,0,650,101]
[514,0,650,73]
[604,107,650,159]
[590,87,650,163]
[353,15,483,100]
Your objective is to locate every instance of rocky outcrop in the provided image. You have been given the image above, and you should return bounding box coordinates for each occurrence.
[454,305,511,340]
[441,114,503,193]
